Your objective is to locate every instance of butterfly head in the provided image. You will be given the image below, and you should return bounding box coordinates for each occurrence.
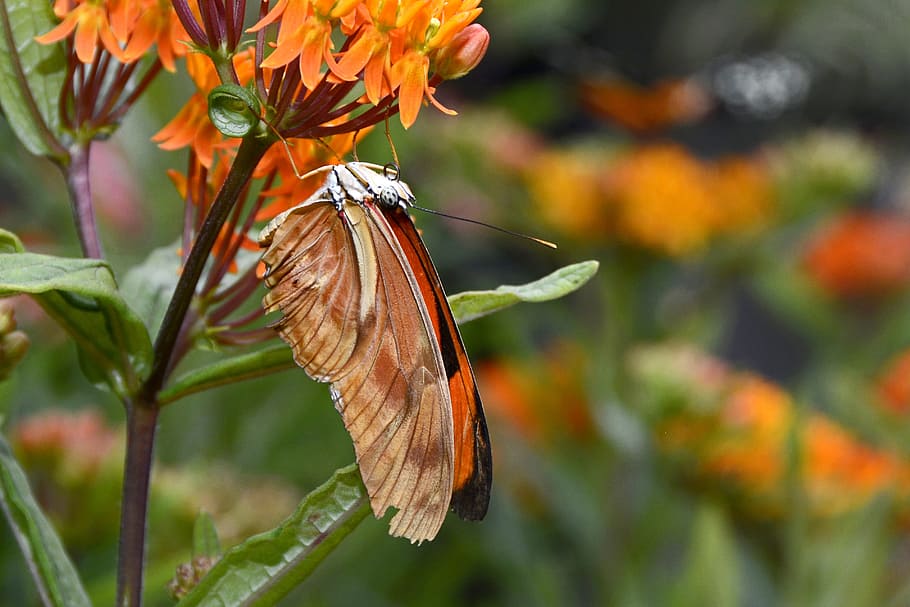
[342,162,415,212]
[374,164,416,212]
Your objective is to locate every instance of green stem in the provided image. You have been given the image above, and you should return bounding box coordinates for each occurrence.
[139,134,272,403]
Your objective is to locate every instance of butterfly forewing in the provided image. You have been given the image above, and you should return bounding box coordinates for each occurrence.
[260,177,455,543]
[383,207,493,520]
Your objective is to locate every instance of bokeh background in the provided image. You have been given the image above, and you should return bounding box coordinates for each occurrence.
[6,0,910,604]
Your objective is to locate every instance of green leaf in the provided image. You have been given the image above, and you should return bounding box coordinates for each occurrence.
[193,512,222,560]
[0,0,67,159]
[448,260,599,323]
[0,434,91,607]
[158,344,293,405]
[176,464,370,607]
[0,240,152,396]
[120,242,181,338]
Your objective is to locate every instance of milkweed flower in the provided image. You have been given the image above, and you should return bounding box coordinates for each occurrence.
[803,212,910,298]
[245,0,486,128]
[36,0,189,142]
[154,0,489,339]
[37,0,127,63]
[628,343,910,521]
[524,142,774,255]
[876,349,910,415]
[37,0,187,69]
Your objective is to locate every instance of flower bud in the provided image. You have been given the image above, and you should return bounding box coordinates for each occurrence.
[2,331,29,368]
[433,24,489,80]
[0,303,15,335]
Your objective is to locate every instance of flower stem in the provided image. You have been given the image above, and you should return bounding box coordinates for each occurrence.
[66,143,103,258]
[115,135,271,607]
[116,400,159,607]
[139,134,272,403]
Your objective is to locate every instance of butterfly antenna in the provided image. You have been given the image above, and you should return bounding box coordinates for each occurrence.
[384,110,400,168]
[410,203,557,249]
[352,128,361,162]
[270,129,336,182]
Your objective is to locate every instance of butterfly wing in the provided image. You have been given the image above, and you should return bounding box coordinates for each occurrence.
[260,193,455,543]
[382,205,493,521]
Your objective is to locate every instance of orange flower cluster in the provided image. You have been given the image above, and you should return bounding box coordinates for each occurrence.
[37,0,188,70]
[525,143,774,256]
[476,344,594,446]
[150,1,489,285]
[152,47,359,277]
[629,343,910,519]
[251,0,486,128]
[803,212,910,298]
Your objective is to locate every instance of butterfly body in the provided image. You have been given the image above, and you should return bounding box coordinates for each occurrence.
[259,163,491,543]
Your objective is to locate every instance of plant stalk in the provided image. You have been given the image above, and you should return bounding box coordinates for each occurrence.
[116,134,272,607]
[116,401,160,607]
[66,143,103,258]
[139,134,272,403]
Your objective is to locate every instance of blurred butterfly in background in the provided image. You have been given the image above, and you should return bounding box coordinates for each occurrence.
[579,75,712,134]
[258,162,492,543]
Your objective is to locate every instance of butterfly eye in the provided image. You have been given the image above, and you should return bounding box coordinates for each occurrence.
[378,186,400,209]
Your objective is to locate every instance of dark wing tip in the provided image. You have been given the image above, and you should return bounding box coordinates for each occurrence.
[450,412,493,521]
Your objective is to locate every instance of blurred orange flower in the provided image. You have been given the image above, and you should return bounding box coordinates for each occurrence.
[10,409,299,549]
[630,343,910,520]
[803,212,910,298]
[607,144,720,256]
[876,349,910,414]
[525,142,774,256]
[524,145,615,241]
[13,409,120,482]
[711,157,775,232]
[477,343,594,446]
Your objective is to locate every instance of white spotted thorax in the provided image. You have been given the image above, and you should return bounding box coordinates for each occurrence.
[259,162,416,246]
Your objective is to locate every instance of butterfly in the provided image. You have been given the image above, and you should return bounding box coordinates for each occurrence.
[258,162,492,543]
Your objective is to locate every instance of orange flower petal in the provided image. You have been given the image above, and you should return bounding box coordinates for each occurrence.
[391,51,428,128]
[34,12,78,45]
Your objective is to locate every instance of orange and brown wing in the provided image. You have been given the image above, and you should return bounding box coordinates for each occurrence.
[260,198,455,543]
[383,206,493,521]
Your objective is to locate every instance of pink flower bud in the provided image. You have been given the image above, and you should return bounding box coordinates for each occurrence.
[433,24,489,80]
